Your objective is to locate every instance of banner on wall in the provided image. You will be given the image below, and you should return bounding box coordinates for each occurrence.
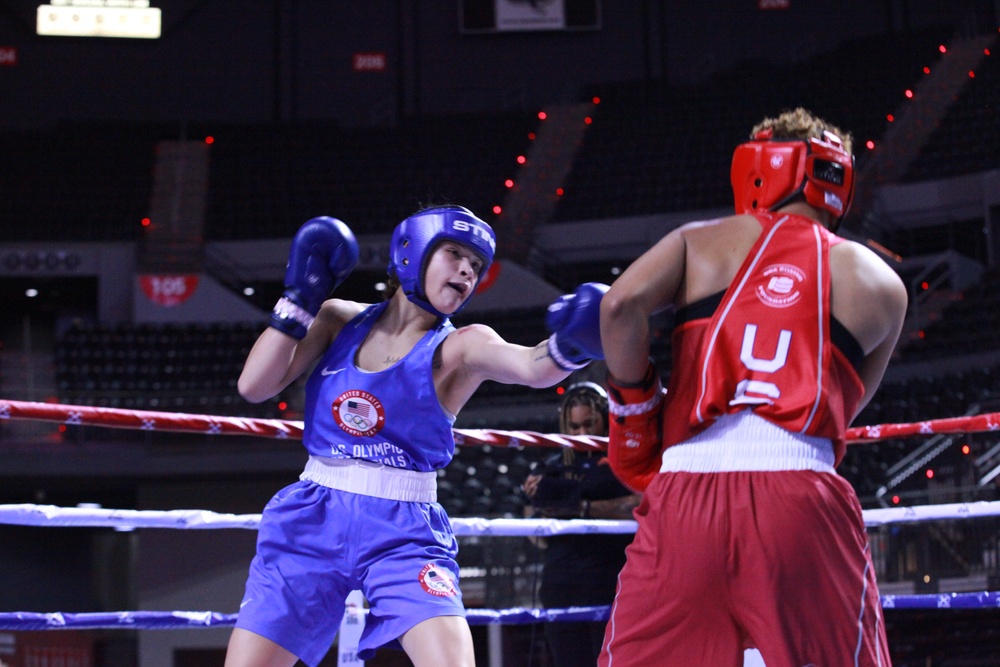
[496,0,567,31]
[460,0,600,34]
[138,274,199,307]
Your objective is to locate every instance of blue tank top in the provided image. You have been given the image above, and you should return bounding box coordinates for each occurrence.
[303,302,458,472]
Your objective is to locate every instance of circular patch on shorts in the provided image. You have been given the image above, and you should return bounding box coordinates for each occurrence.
[418,563,458,597]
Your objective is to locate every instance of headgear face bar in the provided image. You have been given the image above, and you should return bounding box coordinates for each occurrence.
[730,128,856,230]
[388,205,496,318]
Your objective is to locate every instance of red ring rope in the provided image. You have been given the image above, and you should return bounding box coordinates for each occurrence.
[2,398,999,450]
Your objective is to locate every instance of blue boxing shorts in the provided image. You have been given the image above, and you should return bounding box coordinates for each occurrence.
[235,478,465,667]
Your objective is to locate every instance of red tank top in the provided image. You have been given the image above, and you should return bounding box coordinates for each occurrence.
[662,212,864,465]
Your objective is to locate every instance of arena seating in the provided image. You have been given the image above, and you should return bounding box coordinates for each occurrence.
[2,28,992,246]
[551,26,956,222]
[902,34,1000,182]
[3,27,984,245]
[200,112,539,240]
[897,266,1000,361]
[842,364,1000,502]
[0,112,537,243]
[0,122,164,242]
[54,321,276,419]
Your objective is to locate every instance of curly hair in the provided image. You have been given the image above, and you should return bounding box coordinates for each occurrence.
[558,382,609,465]
[751,107,853,154]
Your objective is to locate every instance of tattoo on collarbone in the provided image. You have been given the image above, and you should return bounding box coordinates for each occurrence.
[384,355,401,366]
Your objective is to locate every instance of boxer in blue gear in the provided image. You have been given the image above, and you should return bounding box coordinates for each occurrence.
[226,206,609,667]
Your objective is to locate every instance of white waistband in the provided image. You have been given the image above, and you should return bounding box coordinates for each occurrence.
[660,411,837,474]
[301,455,438,503]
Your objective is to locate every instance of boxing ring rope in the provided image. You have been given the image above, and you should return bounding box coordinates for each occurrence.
[4,499,1000,532]
[0,398,608,452]
[4,589,1000,632]
[3,398,999,449]
[2,398,1000,634]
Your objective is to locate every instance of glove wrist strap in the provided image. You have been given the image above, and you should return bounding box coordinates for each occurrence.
[269,295,315,340]
[608,359,657,390]
[547,333,588,371]
[607,362,663,417]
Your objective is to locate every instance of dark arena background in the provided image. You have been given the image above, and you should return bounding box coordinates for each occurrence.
[1,1,1000,665]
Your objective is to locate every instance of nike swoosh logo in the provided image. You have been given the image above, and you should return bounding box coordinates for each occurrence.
[321,367,345,376]
[240,599,253,609]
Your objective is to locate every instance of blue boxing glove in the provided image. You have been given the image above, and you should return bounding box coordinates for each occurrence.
[269,217,359,340]
[545,282,609,371]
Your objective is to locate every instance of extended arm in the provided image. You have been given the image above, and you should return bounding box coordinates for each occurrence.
[454,325,570,390]
[437,283,609,412]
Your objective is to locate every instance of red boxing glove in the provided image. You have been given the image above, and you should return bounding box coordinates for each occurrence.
[607,362,665,493]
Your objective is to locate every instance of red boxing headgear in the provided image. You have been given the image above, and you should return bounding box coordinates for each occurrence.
[731,128,855,228]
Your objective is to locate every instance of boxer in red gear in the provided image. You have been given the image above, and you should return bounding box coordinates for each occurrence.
[599,108,907,667]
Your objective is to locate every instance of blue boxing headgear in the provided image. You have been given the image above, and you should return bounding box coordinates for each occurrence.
[388,206,496,318]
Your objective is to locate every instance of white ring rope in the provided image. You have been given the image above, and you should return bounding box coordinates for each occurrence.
[2,500,1000,533]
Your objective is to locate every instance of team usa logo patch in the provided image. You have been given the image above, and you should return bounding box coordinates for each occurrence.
[755,263,805,308]
[418,563,458,597]
[332,390,386,437]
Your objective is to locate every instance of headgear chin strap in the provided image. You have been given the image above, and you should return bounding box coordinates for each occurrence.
[731,128,856,230]
[388,205,496,319]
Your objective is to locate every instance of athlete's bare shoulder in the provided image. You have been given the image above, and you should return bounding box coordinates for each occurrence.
[829,240,907,354]
[676,213,755,235]
[311,298,371,344]
[678,214,762,254]
[830,239,905,292]
[318,298,368,323]
[677,214,763,304]
[442,322,504,359]
[432,323,511,413]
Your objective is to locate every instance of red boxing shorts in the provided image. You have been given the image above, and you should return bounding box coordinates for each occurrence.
[600,461,891,665]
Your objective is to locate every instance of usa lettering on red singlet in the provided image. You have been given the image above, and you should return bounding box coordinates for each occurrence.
[730,323,792,407]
